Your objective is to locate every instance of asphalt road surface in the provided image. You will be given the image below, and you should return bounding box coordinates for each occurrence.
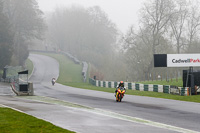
[1,53,200,133]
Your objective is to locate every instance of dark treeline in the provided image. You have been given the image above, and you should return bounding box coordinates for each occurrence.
[0,1,13,69]
[0,0,45,70]
[45,5,126,81]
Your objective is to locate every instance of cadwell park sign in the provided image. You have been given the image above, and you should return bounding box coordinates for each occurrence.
[154,54,200,67]
[154,54,200,95]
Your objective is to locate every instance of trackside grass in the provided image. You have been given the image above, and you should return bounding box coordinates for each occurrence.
[29,52,200,103]
[25,58,33,77]
[138,79,183,87]
[0,107,74,133]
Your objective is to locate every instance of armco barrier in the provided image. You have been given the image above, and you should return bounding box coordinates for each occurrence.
[103,81,106,87]
[128,83,132,90]
[105,81,108,88]
[96,80,98,86]
[89,78,189,96]
[178,87,188,96]
[144,84,148,91]
[140,84,144,91]
[163,85,170,94]
[135,84,140,90]
[149,84,153,92]
[158,85,163,92]
[111,82,115,88]
[153,85,158,92]
[108,82,111,88]
[100,81,103,87]
[132,83,136,90]
[114,82,118,88]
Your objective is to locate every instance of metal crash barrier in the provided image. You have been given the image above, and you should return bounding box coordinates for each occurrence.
[10,70,34,96]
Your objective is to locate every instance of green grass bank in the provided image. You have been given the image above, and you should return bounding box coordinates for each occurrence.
[25,58,33,77]
[138,78,183,87]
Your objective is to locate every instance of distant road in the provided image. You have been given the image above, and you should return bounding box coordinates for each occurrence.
[1,53,200,133]
[28,54,59,84]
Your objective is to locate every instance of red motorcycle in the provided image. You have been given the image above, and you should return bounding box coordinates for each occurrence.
[116,87,126,102]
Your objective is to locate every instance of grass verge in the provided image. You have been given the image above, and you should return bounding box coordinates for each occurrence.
[25,58,33,77]
[0,107,74,133]
[138,78,183,87]
[29,52,200,103]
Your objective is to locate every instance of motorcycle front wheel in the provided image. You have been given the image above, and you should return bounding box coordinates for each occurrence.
[118,94,122,102]
[116,94,119,102]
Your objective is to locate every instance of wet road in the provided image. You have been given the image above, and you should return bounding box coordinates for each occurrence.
[1,54,200,133]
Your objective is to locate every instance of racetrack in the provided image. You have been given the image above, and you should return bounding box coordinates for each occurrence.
[1,53,200,133]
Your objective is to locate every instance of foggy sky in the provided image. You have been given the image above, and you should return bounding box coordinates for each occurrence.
[36,0,146,33]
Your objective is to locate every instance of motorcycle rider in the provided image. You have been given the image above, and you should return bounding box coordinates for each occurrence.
[115,81,126,96]
[52,78,56,85]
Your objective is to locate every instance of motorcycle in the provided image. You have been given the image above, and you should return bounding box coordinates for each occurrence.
[116,87,126,102]
[52,78,56,86]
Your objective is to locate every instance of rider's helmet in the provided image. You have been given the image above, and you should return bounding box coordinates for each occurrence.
[120,81,124,87]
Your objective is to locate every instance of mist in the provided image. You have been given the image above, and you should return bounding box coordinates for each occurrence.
[1,0,200,82]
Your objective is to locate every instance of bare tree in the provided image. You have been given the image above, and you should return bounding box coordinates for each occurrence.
[122,0,179,81]
[170,0,188,53]
[136,0,175,74]
[140,0,174,54]
[187,0,200,49]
